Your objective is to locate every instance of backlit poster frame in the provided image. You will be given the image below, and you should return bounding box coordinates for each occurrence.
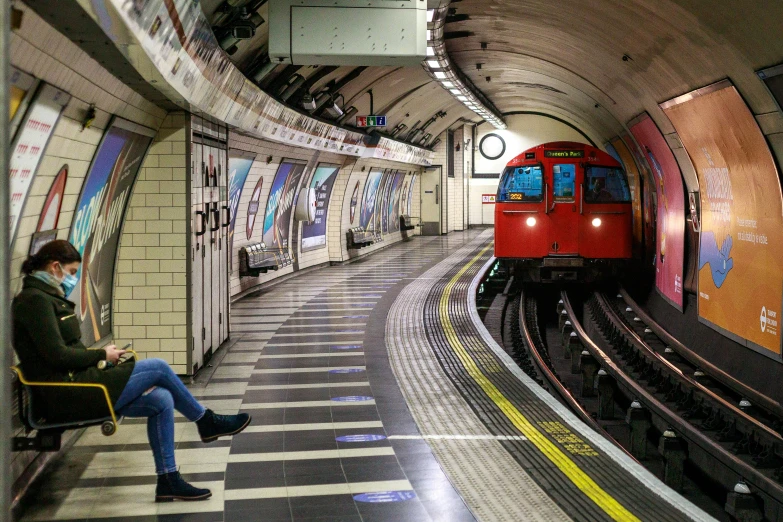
[262,160,307,252]
[301,163,340,251]
[388,171,404,233]
[349,181,360,224]
[379,169,394,235]
[9,66,38,138]
[69,117,155,346]
[227,149,257,258]
[360,168,384,232]
[9,83,71,245]
[407,174,417,216]
[37,165,68,232]
[661,80,783,358]
[246,177,264,240]
[629,113,686,310]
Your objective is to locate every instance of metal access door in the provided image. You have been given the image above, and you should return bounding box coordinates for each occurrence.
[420,166,442,235]
[191,141,207,373]
[547,163,580,255]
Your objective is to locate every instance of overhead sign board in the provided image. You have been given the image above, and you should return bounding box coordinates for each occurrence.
[356,115,387,128]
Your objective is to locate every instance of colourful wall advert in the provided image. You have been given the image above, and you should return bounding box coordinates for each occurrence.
[661,81,783,356]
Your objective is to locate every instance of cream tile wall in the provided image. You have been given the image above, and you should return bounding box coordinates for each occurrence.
[8,5,166,294]
[111,114,189,373]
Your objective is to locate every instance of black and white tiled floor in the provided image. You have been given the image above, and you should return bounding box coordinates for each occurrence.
[19,232,482,522]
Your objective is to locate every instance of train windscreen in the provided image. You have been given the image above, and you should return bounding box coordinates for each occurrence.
[584,166,631,203]
[497,165,544,202]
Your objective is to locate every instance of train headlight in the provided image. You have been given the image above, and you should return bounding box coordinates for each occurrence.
[526,217,537,227]
[592,218,602,228]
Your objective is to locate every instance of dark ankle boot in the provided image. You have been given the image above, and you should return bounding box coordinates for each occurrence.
[196,409,251,443]
[155,471,212,502]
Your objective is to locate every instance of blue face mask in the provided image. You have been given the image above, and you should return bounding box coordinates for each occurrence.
[61,273,78,297]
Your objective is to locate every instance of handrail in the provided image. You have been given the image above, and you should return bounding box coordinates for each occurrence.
[597,293,782,442]
[11,366,119,431]
[619,287,783,420]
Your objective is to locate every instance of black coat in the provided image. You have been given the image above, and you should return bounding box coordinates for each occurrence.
[12,276,134,423]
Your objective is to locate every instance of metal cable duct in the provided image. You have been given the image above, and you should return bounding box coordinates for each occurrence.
[423,2,506,129]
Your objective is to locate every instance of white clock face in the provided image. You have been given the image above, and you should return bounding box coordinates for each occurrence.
[480,133,505,160]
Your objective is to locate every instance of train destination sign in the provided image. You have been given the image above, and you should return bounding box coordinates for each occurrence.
[356,115,387,127]
[544,150,585,158]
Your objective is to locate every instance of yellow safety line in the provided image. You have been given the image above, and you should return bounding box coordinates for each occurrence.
[439,244,640,522]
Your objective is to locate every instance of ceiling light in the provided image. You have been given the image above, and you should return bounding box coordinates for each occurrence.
[434,71,447,79]
[427,9,435,22]
[457,95,468,101]
[450,89,461,95]
[426,47,435,56]
[426,60,439,68]
[426,30,432,40]
[441,81,454,88]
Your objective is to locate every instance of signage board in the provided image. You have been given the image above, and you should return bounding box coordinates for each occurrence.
[482,194,496,204]
[356,115,387,128]
[544,150,584,159]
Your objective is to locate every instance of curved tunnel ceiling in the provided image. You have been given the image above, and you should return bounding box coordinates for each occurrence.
[207,0,783,149]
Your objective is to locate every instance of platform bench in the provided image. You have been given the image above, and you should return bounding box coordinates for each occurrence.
[347,227,374,249]
[239,243,291,277]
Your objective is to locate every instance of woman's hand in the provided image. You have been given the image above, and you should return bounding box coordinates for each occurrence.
[103,345,127,364]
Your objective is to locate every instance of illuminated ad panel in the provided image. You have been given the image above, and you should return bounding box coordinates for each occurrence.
[360,169,384,231]
[301,164,340,251]
[407,174,417,216]
[69,118,155,345]
[629,114,686,310]
[227,150,257,255]
[661,80,783,356]
[607,139,644,252]
[388,171,404,232]
[349,181,360,224]
[380,170,395,234]
[262,160,307,251]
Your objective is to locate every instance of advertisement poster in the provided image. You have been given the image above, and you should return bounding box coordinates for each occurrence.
[399,180,409,217]
[227,151,256,251]
[9,83,71,245]
[10,66,36,128]
[629,114,686,309]
[661,80,783,356]
[69,118,155,345]
[407,174,417,216]
[607,138,644,252]
[302,164,340,250]
[37,165,68,232]
[262,160,306,251]
[246,177,263,240]
[349,181,360,224]
[380,170,394,234]
[359,169,384,231]
[388,171,404,232]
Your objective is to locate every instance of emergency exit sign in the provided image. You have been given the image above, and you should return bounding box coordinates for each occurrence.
[356,115,386,128]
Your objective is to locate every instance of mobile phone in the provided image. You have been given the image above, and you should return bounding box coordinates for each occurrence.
[122,343,133,350]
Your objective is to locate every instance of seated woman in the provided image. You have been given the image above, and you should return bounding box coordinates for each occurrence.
[12,240,251,502]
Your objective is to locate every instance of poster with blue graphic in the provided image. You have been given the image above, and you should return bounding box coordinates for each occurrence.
[388,171,404,232]
[407,174,417,216]
[301,163,340,251]
[262,160,307,250]
[68,117,155,345]
[379,170,395,234]
[228,151,256,256]
[359,169,384,231]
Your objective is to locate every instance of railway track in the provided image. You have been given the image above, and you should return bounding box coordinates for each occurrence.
[493,281,783,521]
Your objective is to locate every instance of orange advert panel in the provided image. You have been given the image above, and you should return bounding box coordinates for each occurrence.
[662,81,783,357]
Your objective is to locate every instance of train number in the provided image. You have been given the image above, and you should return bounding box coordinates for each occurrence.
[509,193,523,201]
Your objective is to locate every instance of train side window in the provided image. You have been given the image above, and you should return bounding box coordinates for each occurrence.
[497,165,543,202]
[584,166,631,203]
[552,164,575,202]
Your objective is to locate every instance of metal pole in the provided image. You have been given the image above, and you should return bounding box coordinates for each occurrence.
[0,0,12,520]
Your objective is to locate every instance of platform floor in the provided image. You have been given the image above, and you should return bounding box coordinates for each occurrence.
[18,231,714,522]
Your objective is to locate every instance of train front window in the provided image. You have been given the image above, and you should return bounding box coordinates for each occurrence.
[497,165,543,202]
[553,164,575,202]
[584,166,631,203]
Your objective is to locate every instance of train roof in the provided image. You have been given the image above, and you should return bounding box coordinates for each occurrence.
[506,141,621,167]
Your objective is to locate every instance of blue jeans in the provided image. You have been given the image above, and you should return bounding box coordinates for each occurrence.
[114,359,206,475]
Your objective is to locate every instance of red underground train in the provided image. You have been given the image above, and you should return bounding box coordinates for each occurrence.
[494,141,633,282]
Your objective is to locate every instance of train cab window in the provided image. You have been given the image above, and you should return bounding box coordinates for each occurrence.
[497,165,543,202]
[584,166,631,203]
[552,164,576,202]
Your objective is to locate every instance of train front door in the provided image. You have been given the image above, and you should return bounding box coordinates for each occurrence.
[547,163,579,255]
[420,166,442,235]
